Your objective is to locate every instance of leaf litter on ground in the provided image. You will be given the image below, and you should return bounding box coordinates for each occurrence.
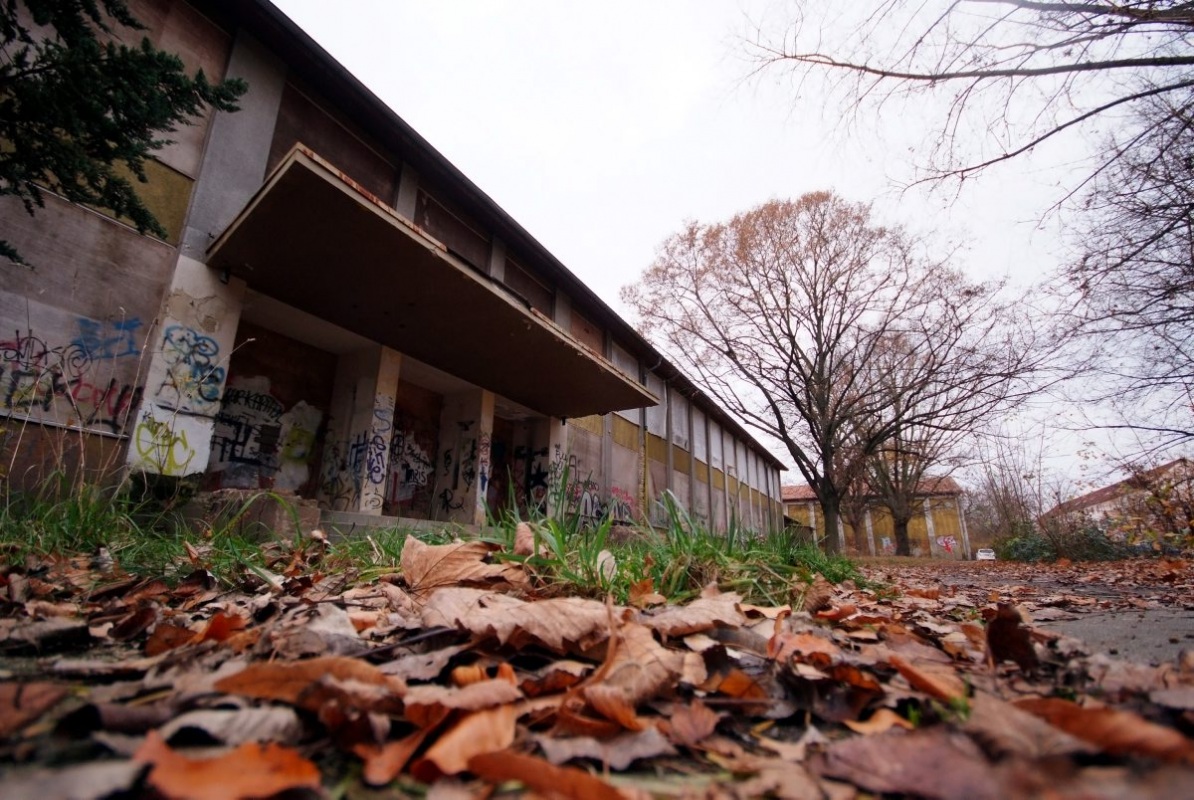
[1,533,1193,798]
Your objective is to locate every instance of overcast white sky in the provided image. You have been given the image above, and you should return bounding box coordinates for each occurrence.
[269,0,1120,487]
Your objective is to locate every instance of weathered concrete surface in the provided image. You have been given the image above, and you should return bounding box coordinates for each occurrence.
[1037,608,1194,666]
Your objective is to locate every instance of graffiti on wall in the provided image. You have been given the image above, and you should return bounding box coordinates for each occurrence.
[154,325,225,412]
[209,376,323,492]
[133,411,196,476]
[0,316,146,435]
[935,535,958,554]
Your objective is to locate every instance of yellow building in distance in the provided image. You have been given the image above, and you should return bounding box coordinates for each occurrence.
[782,477,971,559]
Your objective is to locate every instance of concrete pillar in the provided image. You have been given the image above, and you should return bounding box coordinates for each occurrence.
[180,32,286,261]
[128,255,246,477]
[543,416,568,519]
[318,346,401,514]
[435,388,495,526]
[957,497,972,559]
[864,507,876,556]
[489,237,508,283]
[924,496,938,555]
[395,162,419,220]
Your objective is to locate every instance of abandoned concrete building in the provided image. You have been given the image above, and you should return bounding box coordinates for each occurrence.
[782,478,971,559]
[0,0,786,533]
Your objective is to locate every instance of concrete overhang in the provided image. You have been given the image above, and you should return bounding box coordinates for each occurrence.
[208,147,657,418]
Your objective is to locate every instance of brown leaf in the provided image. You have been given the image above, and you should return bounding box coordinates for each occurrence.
[400,536,520,593]
[735,760,825,800]
[214,655,407,712]
[986,603,1038,672]
[0,682,68,738]
[815,603,857,622]
[109,605,157,642]
[404,678,524,728]
[768,629,841,668]
[800,576,834,613]
[196,611,247,643]
[144,622,196,656]
[513,521,546,557]
[628,578,666,609]
[815,728,1001,800]
[355,711,448,786]
[667,699,722,746]
[413,704,516,778]
[469,749,625,800]
[844,708,914,735]
[424,588,611,652]
[134,729,321,800]
[520,660,592,697]
[585,622,682,710]
[534,727,678,770]
[962,692,1096,759]
[641,591,745,637]
[24,600,81,618]
[888,654,967,702]
[1014,697,1194,763]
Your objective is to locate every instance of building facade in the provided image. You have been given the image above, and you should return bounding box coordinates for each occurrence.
[0,0,784,533]
[782,478,970,558]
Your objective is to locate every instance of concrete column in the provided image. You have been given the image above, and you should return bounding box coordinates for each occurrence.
[552,286,570,329]
[958,497,972,559]
[128,255,246,477]
[317,345,400,514]
[181,32,286,261]
[395,162,419,220]
[864,508,876,556]
[489,237,507,283]
[435,388,496,526]
[924,496,938,555]
[544,416,568,519]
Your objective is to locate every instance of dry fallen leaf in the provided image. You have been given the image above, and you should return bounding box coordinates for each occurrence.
[413,703,517,778]
[816,728,1001,800]
[214,655,407,712]
[404,678,524,727]
[986,603,1038,672]
[641,591,745,637]
[585,620,687,721]
[421,587,611,652]
[134,729,321,800]
[962,692,1096,759]
[535,727,678,770]
[1015,697,1194,763]
[469,749,625,800]
[401,536,522,593]
[844,708,914,735]
[0,682,68,738]
[888,653,968,702]
[667,699,723,747]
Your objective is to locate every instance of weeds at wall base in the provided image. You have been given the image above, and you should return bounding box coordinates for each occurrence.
[1,467,861,606]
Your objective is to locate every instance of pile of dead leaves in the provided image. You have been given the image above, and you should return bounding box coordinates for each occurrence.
[2,532,1193,799]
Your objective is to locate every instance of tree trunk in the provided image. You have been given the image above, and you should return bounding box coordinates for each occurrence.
[822,495,842,555]
[894,514,912,556]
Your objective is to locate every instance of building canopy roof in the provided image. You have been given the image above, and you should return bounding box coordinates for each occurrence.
[209,147,657,418]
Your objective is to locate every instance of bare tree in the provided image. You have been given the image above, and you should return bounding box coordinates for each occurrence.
[752,1,1194,194]
[753,1,1194,457]
[622,193,1039,553]
[1060,91,1194,445]
[859,335,979,554]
